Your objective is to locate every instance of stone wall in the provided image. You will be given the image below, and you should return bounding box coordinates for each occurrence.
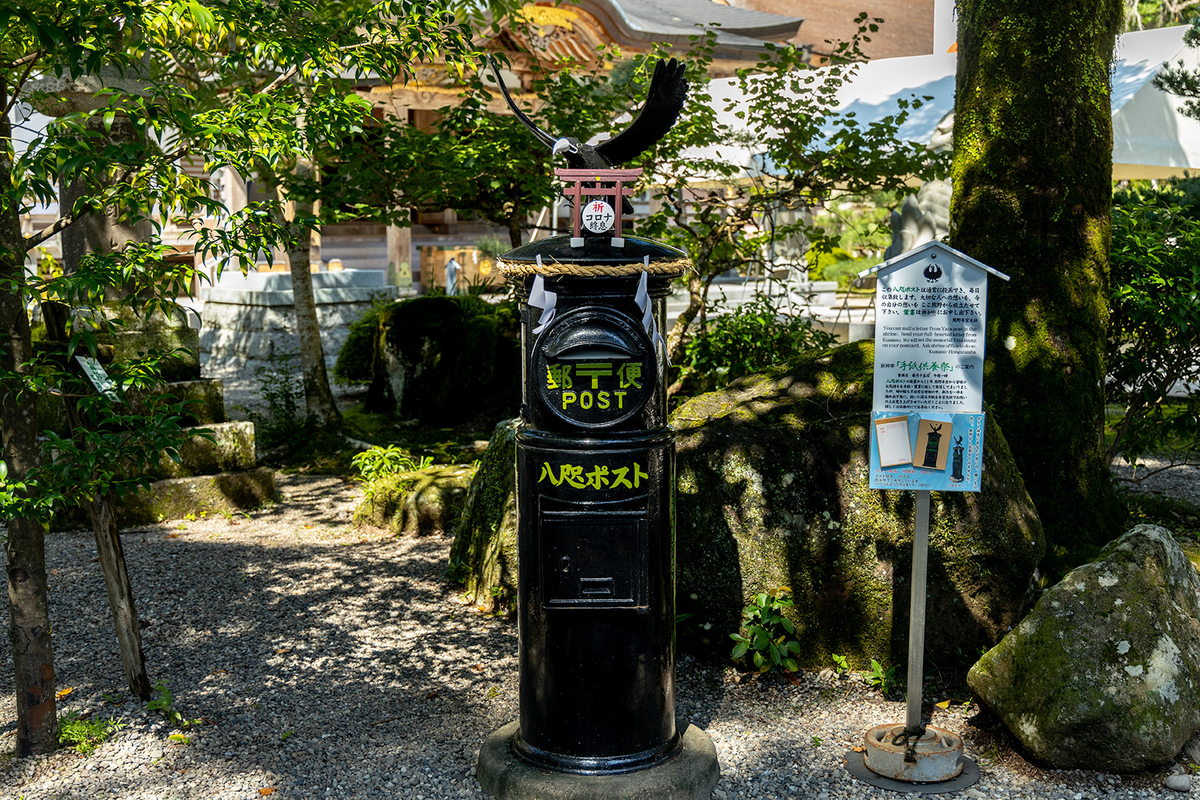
[199,270,403,411]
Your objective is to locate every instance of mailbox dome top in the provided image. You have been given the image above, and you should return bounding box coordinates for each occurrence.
[497,235,689,277]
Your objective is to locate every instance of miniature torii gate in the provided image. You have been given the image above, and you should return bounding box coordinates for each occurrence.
[556,167,642,247]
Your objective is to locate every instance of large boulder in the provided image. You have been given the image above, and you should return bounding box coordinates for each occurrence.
[449,419,518,613]
[968,524,1200,772]
[365,296,520,426]
[671,341,1043,666]
[450,341,1044,666]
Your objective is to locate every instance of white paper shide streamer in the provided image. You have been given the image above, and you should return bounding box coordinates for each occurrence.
[528,256,557,335]
[635,258,669,365]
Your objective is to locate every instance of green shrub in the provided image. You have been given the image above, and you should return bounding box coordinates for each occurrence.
[805,246,852,281]
[58,711,125,755]
[730,587,802,673]
[243,347,308,452]
[681,293,838,393]
[352,445,432,488]
[1107,194,1200,468]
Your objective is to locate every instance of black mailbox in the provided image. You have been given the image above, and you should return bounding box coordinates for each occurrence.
[496,236,687,775]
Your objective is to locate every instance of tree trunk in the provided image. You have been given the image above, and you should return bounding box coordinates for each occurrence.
[667,270,704,369]
[950,0,1126,560]
[86,496,151,700]
[0,104,57,755]
[48,354,151,703]
[59,115,153,277]
[286,163,340,427]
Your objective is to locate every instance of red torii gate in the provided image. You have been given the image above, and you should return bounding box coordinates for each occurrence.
[556,167,642,246]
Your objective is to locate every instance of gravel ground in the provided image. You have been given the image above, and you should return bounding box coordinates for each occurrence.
[1,472,1198,800]
[1112,456,1200,507]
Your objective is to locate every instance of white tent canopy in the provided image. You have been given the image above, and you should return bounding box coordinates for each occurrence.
[708,25,1200,181]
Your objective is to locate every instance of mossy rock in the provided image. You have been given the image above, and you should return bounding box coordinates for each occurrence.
[449,419,518,614]
[452,341,1044,667]
[355,465,477,536]
[365,296,520,426]
[671,340,1044,667]
[53,468,278,529]
[152,422,256,479]
[968,525,1200,772]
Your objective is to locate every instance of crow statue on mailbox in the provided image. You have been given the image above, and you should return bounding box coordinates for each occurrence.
[487,55,689,169]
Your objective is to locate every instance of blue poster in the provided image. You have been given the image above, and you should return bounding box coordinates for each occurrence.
[869,411,985,492]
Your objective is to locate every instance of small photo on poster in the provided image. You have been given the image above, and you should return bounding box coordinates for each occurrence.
[914,417,954,471]
[874,415,912,467]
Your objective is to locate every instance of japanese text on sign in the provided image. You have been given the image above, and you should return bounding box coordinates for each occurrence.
[546,361,643,411]
[539,461,650,490]
[872,254,988,415]
[582,200,615,233]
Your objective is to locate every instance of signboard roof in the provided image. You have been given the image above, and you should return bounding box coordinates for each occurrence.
[858,241,1011,282]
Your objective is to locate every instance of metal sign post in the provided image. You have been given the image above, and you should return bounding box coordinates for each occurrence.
[906,489,930,734]
[848,242,1008,788]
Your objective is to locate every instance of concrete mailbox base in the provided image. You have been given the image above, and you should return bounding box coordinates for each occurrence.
[477,721,719,799]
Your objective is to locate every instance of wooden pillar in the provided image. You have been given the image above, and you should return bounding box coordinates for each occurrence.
[387,220,412,288]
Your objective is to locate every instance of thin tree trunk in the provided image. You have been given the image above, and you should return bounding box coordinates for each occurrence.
[286,162,339,426]
[86,496,151,700]
[44,300,152,701]
[0,87,57,756]
[667,270,704,370]
[950,0,1126,558]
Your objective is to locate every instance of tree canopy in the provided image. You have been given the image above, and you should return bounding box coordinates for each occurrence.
[1,0,511,755]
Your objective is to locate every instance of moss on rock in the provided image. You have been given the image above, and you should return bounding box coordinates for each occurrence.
[671,340,1043,666]
[153,422,256,479]
[355,464,476,536]
[453,342,1043,667]
[449,419,518,614]
[968,524,1200,771]
[112,467,276,527]
[365,296,520,426]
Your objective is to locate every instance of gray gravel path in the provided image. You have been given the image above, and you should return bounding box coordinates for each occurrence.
[1,472,1196,799]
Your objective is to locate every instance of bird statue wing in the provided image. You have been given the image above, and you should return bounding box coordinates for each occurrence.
[487,55,557,150]
[594,58,689,166]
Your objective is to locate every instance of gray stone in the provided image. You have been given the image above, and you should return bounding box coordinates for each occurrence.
[153,422,257,479]
[1183,730,1200,764]
[476,721,719,800]
[111,326,201,382]
[130,379,228,425]
[198,272,399,387]
[116,468,277,526]
[968,524,1200,772]
[1166,773,1192,792]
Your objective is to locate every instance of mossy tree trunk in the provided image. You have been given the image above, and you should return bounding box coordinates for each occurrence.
[950,0,1126,561]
